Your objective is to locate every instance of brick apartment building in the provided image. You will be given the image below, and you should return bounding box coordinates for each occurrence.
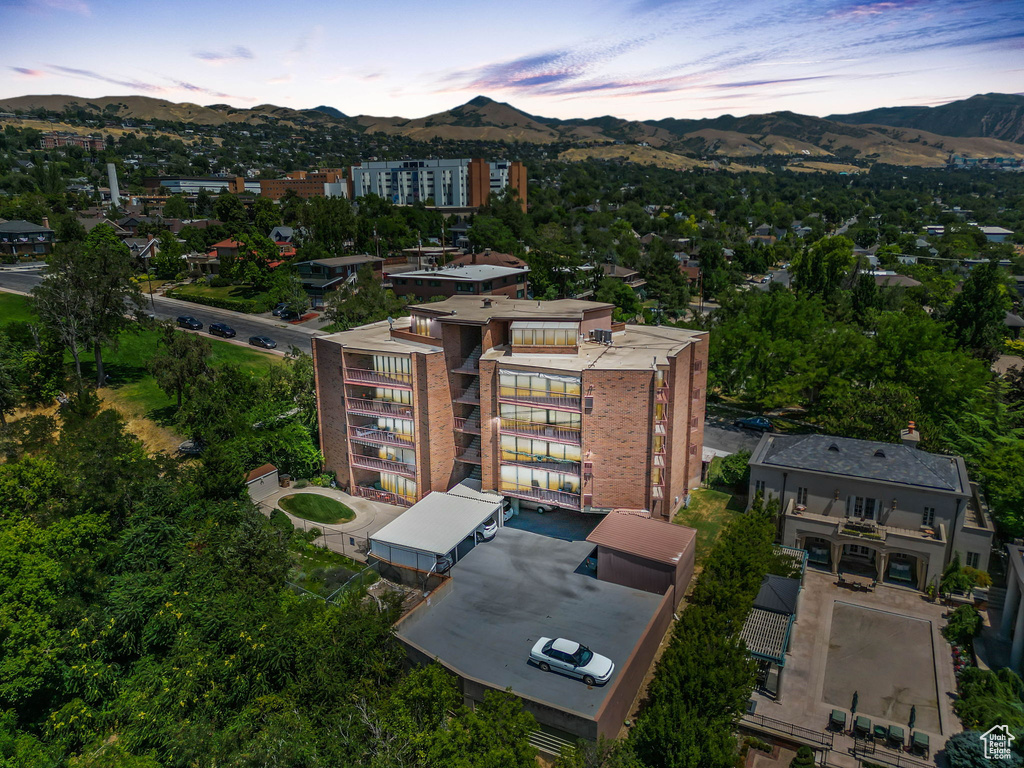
[40,132,105,152]
[312,296,708,518]
[390,263,529,301]
[347,158,527,211]
[259,169,348,200]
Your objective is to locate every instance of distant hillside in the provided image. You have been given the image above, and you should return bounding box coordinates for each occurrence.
[3,92,1024,166]
[828,93,1024,144]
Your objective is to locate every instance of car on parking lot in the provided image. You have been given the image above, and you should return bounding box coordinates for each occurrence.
[476,516,498,542]
[208,322,236,338]
[248,335,277,349]
[176,315,202,330]
[529,637,614,686]
[734,416,774,432]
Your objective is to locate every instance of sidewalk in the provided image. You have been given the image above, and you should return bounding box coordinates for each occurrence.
[257,485,407,562]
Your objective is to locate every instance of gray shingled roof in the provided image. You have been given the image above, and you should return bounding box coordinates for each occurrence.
[0,220,52,233]
[753,575,800,615]
[760,434,964,492]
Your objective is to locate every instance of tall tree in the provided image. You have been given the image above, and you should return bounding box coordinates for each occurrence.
[146,322,213,408]
[945,260,1011,360]
[791,235,855,301]
[31,248,90,388]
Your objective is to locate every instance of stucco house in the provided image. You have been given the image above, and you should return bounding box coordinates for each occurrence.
[747,424,993,591]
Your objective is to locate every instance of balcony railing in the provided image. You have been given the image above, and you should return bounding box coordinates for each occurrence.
[348,425,415,448]
[455,386,480,404]
[345,398,414,418]
[454,416,481,434]
[501,483,581,510]
[655,387,669,404]
[456,448,482,464]
[350,454,416,478]
[450,358,481,375]
[498,388,582,410]
[343,367,413,388]
[352,485,414,507]
[499,419,581,445]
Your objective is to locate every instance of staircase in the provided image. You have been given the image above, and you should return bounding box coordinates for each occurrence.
[465,405,481,429]
[468,465,483,481]
[457,380,480,403]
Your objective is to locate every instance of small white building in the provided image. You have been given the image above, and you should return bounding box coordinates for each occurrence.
[369,485,505,573]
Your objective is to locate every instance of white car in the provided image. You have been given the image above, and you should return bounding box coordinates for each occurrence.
[476,516,498,542]
[529,637,614,686]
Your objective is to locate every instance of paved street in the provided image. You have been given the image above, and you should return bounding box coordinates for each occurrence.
[0,265,324,354]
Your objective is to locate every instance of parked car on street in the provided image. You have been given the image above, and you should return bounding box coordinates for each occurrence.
[529,637,614,686]
[176,316,202,330]
[279,309,300,321]
[208,322,236,338]
[734,416,774,432]
[248,335,277,349]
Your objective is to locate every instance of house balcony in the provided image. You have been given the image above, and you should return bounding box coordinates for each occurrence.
[343,367,413,389]
[501,457,582,474]
[498,389,582,410]
[454,416,481,434]
[784,500,947,546]
[456,447,482,464]
[501,483,581,510]
[348,425,415,448]
[455,382,480,404]
[655,387,669,404]
[350,454,417,478]
[345,397,414,418]
[499,419,582,445]
[352,485,414,507]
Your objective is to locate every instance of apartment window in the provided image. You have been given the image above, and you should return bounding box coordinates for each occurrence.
[499,464,580,496]
[415,279,423,286]
[397,279,407,285]
[754,479,766,495]
[509,322,578,347]
[456,283,476,293]
[409,315,432,336]
[516,290,525,298]
[922,506,936,527]
[429,280,441,287]
[499,371,581,401]
[372,355,412,384]
[691,416,699,428]
[499,434,581,465]
[966,552,980,569]
[373,387,412,405]
[380,472,416,502]
[796,487,808,506]
[482,281,492,291]
[694,360,703,372]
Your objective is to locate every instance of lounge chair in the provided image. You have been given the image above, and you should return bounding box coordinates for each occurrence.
[873,725,888,741]
[912,732,929,757]
[854,715,871,737]
[829,709,846,731]
[888,725,905,748]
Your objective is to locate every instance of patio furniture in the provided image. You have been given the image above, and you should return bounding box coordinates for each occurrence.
[888,725,905,748]
[873,725,888,741]
[830,709,846,731]
[854,715,872,737]
[912,732,929,757]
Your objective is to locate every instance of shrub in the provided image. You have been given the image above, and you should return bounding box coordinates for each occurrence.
[790,746,815,768]
[209,275,233,288]
[710,450,751,488]
[944,605,983,646]
[165,287,273,314]
[946,731,1022,768]
[293,479,309,489]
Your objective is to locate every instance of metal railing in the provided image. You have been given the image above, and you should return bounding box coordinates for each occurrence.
[349,425,415,447]
[456,449,482,464]
[350,454,417,477]
[342,367,413,388]
[499,419,582,445]
[501,456,582,473]
[450,357,481,374]
[740,713,834,748]
[498,388,582,409]
[501,483,581,509]
[352,485,414,507]
[453,416,481,433]
[345,398,414,418]
[851,737,932,768]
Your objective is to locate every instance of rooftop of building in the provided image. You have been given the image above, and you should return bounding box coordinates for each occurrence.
[295,254,383,268]
[0,219,53,233]
[398,263,528,282]
[751,433,970,495]
[413,295,609,323]
[753,574,800,615]
[395,526,664,720]
[585,511,696,566]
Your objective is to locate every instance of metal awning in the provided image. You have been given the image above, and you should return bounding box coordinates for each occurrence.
[370,491,500,556]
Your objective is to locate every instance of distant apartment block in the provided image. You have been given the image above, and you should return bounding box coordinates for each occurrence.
[259,169,348,200]
[748,425,993,591]
[390,263,528,301]
[312,296,708,517]
[347,158,526,210]
[143,176,261,195]
[40,131,104,152]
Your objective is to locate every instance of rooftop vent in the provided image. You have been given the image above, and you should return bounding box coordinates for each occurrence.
[482,298,492,308]
[828,443,840,452]
[874,449,886,458]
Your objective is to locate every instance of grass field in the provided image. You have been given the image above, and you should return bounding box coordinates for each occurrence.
[0,292,35,324]
[674,488,746,561]
[279,494,356,525]
[172,283,266,301]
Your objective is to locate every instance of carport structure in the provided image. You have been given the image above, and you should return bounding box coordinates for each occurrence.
[369,490,502,573]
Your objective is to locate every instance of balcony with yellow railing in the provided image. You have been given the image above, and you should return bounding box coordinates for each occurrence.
[499,419,582,445]
[500,482,581,510]
[345,397,414,418]
[349,453,417,478]
[498,387,582,410]
[342,367,413,388]
[348,425,415,448]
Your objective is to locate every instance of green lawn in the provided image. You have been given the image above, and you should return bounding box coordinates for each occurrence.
[279,493,356,525]
[172,283,265,301]
[0,291,34,324]
[674,488,746,562]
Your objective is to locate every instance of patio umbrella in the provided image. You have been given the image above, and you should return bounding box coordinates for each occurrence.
[852,691,859,715]
[909,705,917,729]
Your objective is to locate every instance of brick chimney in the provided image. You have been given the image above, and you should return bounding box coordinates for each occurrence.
[42,216,49,229]
[471,251,478,265]
[900,421,921,449]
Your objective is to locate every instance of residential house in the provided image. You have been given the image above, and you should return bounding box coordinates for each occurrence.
[601,264,647,294]
[0,219,55,258]
[748,425,993,591]
[294,255,384,307]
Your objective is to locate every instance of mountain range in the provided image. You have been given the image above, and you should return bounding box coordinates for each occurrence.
[3,92,1024,168]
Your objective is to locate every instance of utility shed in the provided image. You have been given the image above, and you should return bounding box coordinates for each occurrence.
[585,512,696,604]
[245,464,278,502]
[369,491,502,572]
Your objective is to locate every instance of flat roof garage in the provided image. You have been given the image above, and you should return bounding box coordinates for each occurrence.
[395,526,671,741]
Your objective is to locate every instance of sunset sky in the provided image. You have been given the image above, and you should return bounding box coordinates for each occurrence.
[2,0,1022,121]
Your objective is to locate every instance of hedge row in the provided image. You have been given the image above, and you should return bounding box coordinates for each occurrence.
[166,288,273,314]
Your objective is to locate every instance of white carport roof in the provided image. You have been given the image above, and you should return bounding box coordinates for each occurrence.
[370,491,501,556]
